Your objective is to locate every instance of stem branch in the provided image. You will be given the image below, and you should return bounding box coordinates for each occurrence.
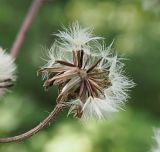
[0,104,61,143]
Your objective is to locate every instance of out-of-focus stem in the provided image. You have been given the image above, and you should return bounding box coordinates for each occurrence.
[10,0,45,58]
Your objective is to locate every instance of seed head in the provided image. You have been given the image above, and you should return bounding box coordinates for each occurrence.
[38,23,135,121]
[0,47,16,97]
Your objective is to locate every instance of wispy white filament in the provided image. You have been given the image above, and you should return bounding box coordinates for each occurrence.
[104,56,135,105]
[55,22,102,54]
[81,97,118,121]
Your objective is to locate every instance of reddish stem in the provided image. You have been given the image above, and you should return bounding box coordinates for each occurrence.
[10,0,45,58]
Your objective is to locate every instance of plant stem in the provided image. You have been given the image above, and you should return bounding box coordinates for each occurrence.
[0,0,63,143]
[10,0,45,58]
[0,104,61,143]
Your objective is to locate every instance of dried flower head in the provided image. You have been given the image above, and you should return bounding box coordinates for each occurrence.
[151,128,160,152]
[38,23,135,121]
[0,47,16,97]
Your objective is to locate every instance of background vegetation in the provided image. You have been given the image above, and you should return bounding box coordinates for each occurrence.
[0,0,160,151]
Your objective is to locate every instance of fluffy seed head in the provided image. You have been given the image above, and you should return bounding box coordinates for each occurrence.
[0,47,16,97]
[38,22,135,121]
[151,128,160,152]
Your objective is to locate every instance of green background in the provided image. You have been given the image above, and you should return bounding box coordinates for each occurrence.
[0,0,160,151]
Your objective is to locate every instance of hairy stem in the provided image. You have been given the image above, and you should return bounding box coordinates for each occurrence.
[0,104,61,143]
[10,0,45,58]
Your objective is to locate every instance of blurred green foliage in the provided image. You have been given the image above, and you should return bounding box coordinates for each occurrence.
[0,0,160,151]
